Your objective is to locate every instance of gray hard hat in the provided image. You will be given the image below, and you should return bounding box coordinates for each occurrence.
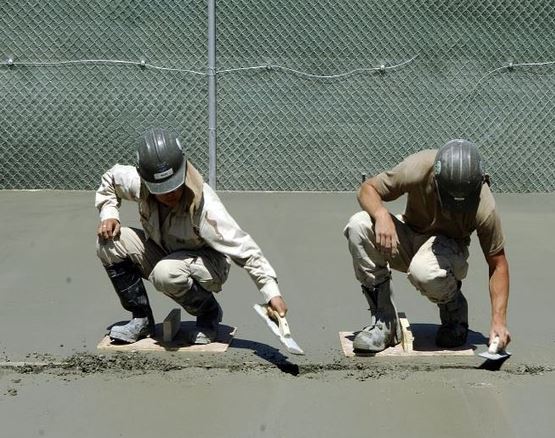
[137,128,186,195]
[433,139,485,212]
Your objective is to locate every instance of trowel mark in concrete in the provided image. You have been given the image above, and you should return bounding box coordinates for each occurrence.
[0,352,552,380]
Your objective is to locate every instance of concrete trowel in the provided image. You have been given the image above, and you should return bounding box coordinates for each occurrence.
[253,304,305,355]
[478,336,511,361]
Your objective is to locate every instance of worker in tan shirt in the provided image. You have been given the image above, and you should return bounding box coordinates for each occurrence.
[96,128,288,344]
[344,139,510,353]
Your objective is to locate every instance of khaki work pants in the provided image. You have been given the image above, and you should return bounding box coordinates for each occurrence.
[96,227,231,300]
[344,211,469,304]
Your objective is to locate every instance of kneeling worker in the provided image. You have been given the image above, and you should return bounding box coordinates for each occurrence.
[96,128,288,344]
[344,139,510,353]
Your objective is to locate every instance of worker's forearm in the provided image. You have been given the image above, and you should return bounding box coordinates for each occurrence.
[489,261,509,326]
[357,182,388,220]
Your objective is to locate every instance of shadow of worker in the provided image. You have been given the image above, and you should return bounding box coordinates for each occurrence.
[230,338,300,376]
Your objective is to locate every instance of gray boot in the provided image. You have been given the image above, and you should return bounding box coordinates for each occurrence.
[173,281,222,345]
[104,260,154,344]
[109,317,152,344]
[353,280,401,352]
[193,298,223,345]
[435,290,468,348]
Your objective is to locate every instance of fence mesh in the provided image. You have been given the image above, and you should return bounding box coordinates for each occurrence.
[217,0,555,191]
[1,0,554,191]
[0,0,208,189]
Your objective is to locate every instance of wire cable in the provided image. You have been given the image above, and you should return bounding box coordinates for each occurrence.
[8,55,554,88]
[217,55,418,79]
[472,60,555,92]
[8,58,206,75]
[4,56,418,79]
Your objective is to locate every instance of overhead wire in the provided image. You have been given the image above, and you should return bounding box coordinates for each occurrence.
[472,60,555,92]
[3,55,418,79]
[4,55,555,87]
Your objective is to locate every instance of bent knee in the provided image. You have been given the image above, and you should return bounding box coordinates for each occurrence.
[96,227,137,264]
[96,237,118,265]
[149,260,192,295]
[344,211,373,242]
[150,260,176,289]
[408,260,458,304]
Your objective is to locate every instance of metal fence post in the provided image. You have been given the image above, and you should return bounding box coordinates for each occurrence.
[207,0,217,188]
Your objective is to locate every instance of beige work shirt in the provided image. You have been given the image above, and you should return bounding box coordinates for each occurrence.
[95,161,281,302]
[370,149,505,256]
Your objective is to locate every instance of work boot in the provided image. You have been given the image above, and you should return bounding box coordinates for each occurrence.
[361,285,377,327]
[353,280,401,352]
[435,290,468,348]
[109,317,151,344]
[104,260,155,344]
[173,281,223,345]
[192,296,223,344]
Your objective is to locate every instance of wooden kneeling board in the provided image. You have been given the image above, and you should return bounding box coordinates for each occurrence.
[339,312,475,357]
[97,319,236,353]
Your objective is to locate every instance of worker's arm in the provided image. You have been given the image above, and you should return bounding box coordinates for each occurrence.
[485,248,511,349]
[95,164,141,240]
[199,184,288,316]
[357,180,399,257]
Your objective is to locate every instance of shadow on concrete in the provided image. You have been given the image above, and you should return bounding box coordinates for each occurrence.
[230,338,300,376]
[411,323,512,370]
[410,323,488,351]
[477,355,511,371]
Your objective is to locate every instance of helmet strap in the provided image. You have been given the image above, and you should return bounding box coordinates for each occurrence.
[483,173,491,186]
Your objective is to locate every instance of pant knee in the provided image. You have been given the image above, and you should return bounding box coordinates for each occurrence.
[149,260,192,296]
[408,259,459,304]
[96,237,120,266]
[96,227,137,266]
[344,211,373,244]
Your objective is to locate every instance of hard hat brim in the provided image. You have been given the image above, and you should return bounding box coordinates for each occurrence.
[437,185,480,213]
[142,161,187,195]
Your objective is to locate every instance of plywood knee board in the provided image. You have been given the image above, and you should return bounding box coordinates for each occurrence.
[97,309,236,353]
[339,311,475,357]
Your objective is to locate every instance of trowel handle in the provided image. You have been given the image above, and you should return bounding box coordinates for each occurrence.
[488,336,500,354]
[267,306,291,337]
[278,315,292,337]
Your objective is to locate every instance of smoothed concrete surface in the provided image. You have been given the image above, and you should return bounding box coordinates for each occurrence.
[0,191,554,437]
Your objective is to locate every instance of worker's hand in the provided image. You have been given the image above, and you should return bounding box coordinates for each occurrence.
[489,323,511,350]
[97,219,121,240]
[269,296,288,318]
[373,210,399,258]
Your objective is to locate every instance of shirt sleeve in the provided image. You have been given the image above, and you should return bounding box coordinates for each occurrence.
[199,184,281,303]
[370,150,435,201]
[95,165,141,222]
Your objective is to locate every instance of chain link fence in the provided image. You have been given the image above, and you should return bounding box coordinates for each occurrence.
[1,0,554,191]
[0,0,208,189]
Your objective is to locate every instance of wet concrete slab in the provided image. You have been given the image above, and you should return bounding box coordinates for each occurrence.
[0,191,554,437]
